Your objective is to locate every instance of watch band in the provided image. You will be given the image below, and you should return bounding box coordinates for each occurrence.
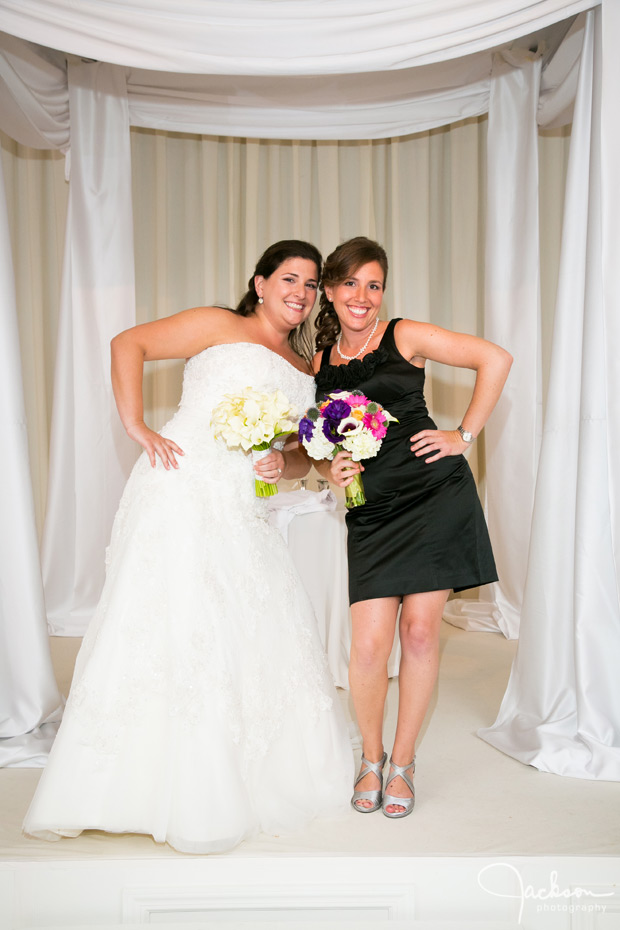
[457,425,475,443]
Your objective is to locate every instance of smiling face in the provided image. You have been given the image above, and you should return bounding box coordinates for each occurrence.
[255,257,319,332]
[325,260,385,335]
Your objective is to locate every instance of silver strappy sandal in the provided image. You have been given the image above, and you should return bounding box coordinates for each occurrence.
[381,756,416,819]
[351,751,388,813]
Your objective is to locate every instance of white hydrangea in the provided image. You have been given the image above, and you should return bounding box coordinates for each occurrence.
[302,428,338,461]
[342,430,383,461]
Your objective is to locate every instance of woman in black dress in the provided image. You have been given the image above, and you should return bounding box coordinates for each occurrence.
[312,237,512,818]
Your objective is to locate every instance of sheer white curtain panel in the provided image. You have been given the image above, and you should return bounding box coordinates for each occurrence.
[444,50,543,639]
[40,62,137,636]
[0,134,67,537]
[0,32,68,152]
[479,7,620,779]
[600,0,620,602]
[0,32,68,765]
[0,1,598,75]
[0,156,62,767]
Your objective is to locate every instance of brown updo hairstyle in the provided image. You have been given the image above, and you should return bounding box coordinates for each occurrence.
[232,239,322,363]
[315,237,389,352]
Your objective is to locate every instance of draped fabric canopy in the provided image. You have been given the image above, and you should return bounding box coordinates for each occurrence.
[1,0,619,783]
[0,18,581,144]
[0,0,596,74]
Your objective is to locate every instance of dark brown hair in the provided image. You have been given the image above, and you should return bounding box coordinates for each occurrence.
[233,239,322,363]
[315,237,388,351]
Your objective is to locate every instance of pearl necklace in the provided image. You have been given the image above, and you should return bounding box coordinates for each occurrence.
[336,317,379,361]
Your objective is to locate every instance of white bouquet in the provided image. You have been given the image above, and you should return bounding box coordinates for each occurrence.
[211,387,298,497]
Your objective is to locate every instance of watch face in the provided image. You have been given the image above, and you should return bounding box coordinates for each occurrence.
[459,427,474,442]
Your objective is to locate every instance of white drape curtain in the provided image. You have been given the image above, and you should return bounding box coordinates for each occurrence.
[0,0,596,74]
[125,62,493,141]
[0,33,68,151]
[600,0,620,570]
[0,153,62,767]
[444,50,543,639]
[0,135,66,533]
[479,6,620,779]
[40,62,138,635]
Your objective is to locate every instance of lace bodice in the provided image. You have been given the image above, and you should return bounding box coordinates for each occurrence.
[180,342,315,424]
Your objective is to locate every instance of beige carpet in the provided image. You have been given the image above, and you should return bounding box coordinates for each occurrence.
[2,622,619,861]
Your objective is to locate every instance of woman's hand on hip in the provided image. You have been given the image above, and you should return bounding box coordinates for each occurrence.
[126,422,184,469]
[253,450,286,484]
[410,429,467,463]
[329,450,363,487]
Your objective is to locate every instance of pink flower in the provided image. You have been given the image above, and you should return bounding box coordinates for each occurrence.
[362,410,388,439]
[346,393,369,406]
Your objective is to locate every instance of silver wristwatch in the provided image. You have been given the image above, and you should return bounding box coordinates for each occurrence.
[457,425,475,443]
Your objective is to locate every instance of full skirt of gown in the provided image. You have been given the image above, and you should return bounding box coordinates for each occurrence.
[23,343,354,854]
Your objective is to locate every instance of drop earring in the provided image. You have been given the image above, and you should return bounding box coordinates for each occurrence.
[258,297,264,304]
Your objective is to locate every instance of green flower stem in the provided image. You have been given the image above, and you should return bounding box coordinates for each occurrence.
[252,441,279,498]
[344,472,366,509]
[255,479,278,497]
[330,444,366,509]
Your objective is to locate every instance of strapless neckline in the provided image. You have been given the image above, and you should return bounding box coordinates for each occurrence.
[199,342,314,381]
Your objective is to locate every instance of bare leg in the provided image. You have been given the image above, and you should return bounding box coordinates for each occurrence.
[384,589,450,814]
[349,597,400,809]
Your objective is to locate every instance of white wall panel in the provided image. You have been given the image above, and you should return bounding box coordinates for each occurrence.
[2,856,618,930]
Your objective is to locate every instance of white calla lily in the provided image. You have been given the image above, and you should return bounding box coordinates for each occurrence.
[211,388,299,496]
[337,416,364,436]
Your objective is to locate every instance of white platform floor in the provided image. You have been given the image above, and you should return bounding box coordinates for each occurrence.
[2,621,619,863]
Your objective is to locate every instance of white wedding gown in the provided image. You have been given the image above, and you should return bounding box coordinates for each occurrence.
[23,343,354,854]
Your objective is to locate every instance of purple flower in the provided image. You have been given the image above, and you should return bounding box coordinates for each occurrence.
[322,418,342,444]
[298,417,315,442]
[322,399,351,423]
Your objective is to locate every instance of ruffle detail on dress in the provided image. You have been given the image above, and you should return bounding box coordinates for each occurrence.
[315,346,389,395]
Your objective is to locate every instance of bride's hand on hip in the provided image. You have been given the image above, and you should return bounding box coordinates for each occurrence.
[410,428,466,463]
[126,422,185,470]
[253,450,286,484]
[329,450,363,488]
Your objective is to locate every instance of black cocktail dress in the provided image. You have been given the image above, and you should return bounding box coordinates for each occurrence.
[316,319,498,605]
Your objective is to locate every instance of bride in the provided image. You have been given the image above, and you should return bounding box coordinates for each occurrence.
[23,239,353,854]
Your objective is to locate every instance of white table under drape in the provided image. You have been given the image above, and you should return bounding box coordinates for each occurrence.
[268,491,400,689]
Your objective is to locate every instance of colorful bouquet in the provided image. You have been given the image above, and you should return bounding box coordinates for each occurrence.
[211,387,298,497]
[298,391,397,508]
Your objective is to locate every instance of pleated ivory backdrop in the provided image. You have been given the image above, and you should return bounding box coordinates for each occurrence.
[0,0,619,781]
[3,117,569,619]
